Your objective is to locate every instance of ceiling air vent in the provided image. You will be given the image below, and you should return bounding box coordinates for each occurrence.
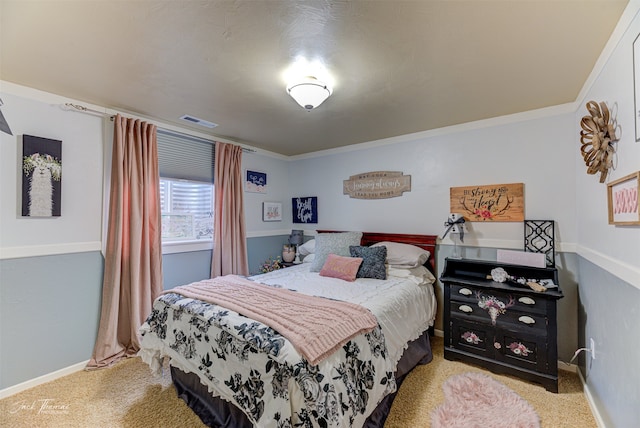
[179,114,218,129]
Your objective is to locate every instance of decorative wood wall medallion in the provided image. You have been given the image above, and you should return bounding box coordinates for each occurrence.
[579,100,618,183]
[343,171,411,199]
[450,183,524,222]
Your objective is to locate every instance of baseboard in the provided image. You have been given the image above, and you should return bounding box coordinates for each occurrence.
[577,367,608,428]
[558,359,578,373]
[0,360,89,399]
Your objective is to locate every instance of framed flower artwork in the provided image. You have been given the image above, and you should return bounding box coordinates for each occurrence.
[262,202,282,222]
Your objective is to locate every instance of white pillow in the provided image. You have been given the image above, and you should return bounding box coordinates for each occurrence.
[298,239,316,256]
[388,265,436,285]
[372,241,430,268]
[310,232,363,272]
[302,253,315,263]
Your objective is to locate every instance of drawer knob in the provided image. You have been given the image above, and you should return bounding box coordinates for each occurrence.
[518,297,536,305]
[459,288,473,296]
[459,305,473,313]
[518,316,536,325]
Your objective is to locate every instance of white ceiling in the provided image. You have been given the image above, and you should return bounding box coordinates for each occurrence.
[0,0,629,156]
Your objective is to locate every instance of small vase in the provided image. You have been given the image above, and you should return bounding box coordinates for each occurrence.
[282,246,295,263]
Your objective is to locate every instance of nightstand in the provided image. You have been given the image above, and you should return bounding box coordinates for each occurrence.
[440,258,564,392]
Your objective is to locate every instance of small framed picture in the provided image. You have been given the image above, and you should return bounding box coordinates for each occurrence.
[293,196,318,223]
[262,202,282,222]
[246,170,267,193]
[607,171,640,225]
[22,135,62,217]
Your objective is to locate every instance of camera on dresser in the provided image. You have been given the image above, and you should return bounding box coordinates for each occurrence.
[440,257,564,392]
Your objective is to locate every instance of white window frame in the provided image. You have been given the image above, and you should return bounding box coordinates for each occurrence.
[161,178,214,254]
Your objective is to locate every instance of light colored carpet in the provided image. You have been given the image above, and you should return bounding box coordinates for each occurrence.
[0,336,596,427]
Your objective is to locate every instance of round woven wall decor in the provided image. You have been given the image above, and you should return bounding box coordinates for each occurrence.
[579,100,618,183]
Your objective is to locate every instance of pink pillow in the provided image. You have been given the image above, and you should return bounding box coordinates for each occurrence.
[319,254,363,282]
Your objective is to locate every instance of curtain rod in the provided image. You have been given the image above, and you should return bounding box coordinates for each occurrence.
[62,103,113,118]
[61,102,256,153]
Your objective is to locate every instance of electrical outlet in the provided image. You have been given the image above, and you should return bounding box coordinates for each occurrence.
[590,338,596,360]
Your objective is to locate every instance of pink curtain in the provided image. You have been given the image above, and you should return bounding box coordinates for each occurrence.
[211,142,249,277]
[87,114,163,369]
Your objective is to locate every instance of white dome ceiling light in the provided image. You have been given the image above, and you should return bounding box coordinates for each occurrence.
[286,76,332,111]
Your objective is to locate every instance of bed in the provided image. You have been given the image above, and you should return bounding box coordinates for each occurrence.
[139,231,438,427]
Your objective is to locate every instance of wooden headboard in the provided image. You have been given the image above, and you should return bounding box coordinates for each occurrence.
[316,231,438,273]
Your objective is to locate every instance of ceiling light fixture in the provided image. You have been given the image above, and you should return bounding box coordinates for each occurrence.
[286,76,332,111]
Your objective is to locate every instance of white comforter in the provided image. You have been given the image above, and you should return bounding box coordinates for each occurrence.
[138,264,436,428]
[251,264,437,367]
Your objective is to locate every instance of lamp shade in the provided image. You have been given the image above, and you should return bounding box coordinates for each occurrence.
[286,76,332,110]
[289,230,304,246]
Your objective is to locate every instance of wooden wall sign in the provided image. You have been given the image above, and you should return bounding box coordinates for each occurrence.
[450,183,524,222]
[343,171,411,199]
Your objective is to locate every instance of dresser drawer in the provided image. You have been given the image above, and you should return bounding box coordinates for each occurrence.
[450,318,493,359]
[451,283,547,313]
[493,331,549,373]
[450,300,547,334]
[449,301,484,319]
[499,310,547,333]
[449,284,478,302]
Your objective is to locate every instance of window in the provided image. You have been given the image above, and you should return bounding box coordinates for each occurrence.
[157,129,215,247]
[160,178,214,241]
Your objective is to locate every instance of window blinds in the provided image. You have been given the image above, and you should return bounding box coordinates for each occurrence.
[157,129,215,183]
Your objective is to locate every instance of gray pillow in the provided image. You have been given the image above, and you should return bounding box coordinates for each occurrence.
[350,245,387,279]
[309,232,363,272]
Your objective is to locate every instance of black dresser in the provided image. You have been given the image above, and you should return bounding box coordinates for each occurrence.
[440,258,564,392]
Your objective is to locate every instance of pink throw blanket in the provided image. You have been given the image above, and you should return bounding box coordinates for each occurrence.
[164,275,378,365]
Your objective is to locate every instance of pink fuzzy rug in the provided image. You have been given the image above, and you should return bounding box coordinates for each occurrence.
[431,372,541,428]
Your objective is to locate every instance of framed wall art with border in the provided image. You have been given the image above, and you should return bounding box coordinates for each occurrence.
[21,134,62,217]
[292,196,318,224]
[262,202,282,222]
[245,169,267,193]
[607,171,640,225]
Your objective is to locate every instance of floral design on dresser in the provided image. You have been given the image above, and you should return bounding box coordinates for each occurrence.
[461,331,482,345]
[476,292,514,325]
[508,342,532,356]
